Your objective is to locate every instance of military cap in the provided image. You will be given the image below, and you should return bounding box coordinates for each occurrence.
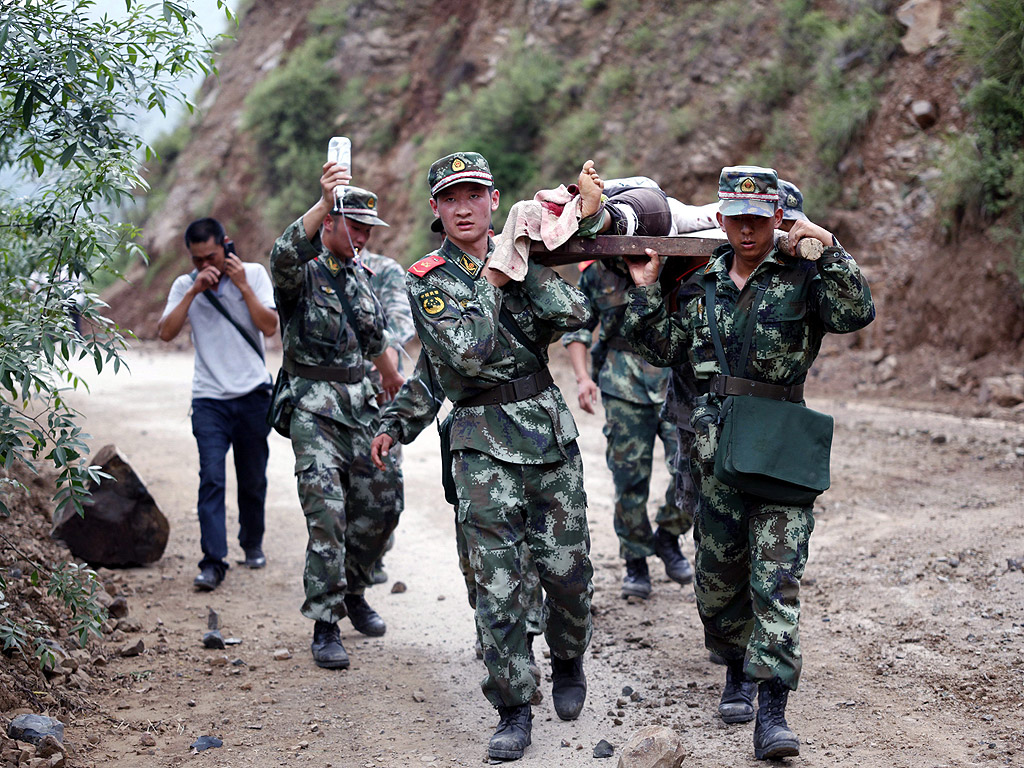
[331,185,389,227]
[428,152,494,197]
[718,165,779,217]
[778,179,808,222]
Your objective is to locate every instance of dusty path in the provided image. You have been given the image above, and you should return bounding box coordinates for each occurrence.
[63,343,1024,767]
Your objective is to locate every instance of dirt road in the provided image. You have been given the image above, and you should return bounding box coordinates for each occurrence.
[63,343,1024,767]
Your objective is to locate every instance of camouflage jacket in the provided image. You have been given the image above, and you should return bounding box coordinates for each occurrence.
[623,243,874,391]
[384,237,591,463]
[361,250,415,352]
[361,250,415,392]
[377,348,444,446]
[270,218,388,428]
[561,258,670,406]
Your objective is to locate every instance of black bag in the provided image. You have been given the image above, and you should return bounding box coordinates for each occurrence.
[713,395,833,505]
[266,367,293,438]
[437,413,457,506]
[704,276,833,504]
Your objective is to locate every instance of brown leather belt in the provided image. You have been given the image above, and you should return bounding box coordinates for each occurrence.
[457,368,554,408]
[284,357,365,383]
[710,374,804,403]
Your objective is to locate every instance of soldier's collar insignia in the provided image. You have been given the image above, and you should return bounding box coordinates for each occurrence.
[320,285,336,295]
[452,157,466,172]
[419,288,446,316]
[409,254,446,277]
[740,177,756,194]
[322,253,342,276]
[457,252,481,277]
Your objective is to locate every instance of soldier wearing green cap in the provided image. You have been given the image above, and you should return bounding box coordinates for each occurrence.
[622,164,875,761]
[269,160,405,671]
[371,151,596,761]
[778,179,809,231]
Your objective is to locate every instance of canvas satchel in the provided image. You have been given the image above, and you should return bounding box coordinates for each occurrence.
[704,274,833,505]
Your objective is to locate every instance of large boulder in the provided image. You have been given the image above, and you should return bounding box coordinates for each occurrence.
[51,445,169,566]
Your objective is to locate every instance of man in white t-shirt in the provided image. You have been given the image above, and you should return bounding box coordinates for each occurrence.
[158,218,279,591]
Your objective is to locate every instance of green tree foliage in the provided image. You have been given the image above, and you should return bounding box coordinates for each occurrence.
[943,0,1024,280]
[0,0,229,666]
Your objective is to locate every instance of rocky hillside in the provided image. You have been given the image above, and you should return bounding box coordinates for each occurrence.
[108,0,1023,411]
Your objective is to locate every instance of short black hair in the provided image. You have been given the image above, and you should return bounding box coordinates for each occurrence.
[184,218,226,248]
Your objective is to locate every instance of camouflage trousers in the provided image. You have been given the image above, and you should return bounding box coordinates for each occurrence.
[456,524,545,636]
[454,443,594,708]
[602,394,691,561]
[691,456,814,690]
[290,408,403,623]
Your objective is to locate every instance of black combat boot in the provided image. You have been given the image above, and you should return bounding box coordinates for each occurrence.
[343,593,386,637]
[551,655,587,720]
[488,704,532,760]
[753,678,800,760]
[310,620,349,669]
[718,659,757,723]
[653,527,694,585]
[621,558,652,599]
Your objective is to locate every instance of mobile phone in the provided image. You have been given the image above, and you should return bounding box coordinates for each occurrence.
[328,137,351,209]
[328,136,351,171]
[223,239,236,257]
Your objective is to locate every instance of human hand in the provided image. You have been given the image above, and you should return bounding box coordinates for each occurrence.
[576,376,599,414]
[191,265,221,293]
[320,161,352,208]
[786,219,834,251]
[370,433,394,471]
[624,248,661,287]
[379,369,404,400]
[222,253,248,288]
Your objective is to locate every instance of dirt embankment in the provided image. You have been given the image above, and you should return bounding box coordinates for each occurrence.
[2,344,1022,766]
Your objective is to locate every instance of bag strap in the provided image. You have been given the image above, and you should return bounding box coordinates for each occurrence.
[314,257,364,355]
[439,258,545,364]
[189,270,264,361]
[704,272,768,379]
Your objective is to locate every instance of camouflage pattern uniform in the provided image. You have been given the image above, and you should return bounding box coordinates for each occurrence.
[378,237,594,709]
[562,259,689,561]
[378,348,546,636]
[362,250,415,573]
[270,220,402,624]
[623,229,874,690]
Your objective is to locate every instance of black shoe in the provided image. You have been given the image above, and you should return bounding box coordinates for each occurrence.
[344,593,386,637]
[753,679,800,760]
[371,559,388,584]
[621,558,652,599]
[488,704,532,761]
[719,660,757,724]
[193,564,223,592]
[310,620,350,670]
[653,527,694,585]
[551,655,587,721]
[242,547,266,569]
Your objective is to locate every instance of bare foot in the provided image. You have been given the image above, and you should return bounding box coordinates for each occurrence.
[578,160,604,218]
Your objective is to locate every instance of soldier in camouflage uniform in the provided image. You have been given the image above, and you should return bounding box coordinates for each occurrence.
[622,166,874,761]
[270,162,405,671]
[562,174,696,599]
[371,152,595,762]
[361,249,416,585]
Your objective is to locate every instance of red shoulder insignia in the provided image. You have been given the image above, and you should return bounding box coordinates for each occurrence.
[578,260,596,272]
[409,254,446,277]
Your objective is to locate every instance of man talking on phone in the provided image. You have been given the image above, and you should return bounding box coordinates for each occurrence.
[158,217,279,591]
